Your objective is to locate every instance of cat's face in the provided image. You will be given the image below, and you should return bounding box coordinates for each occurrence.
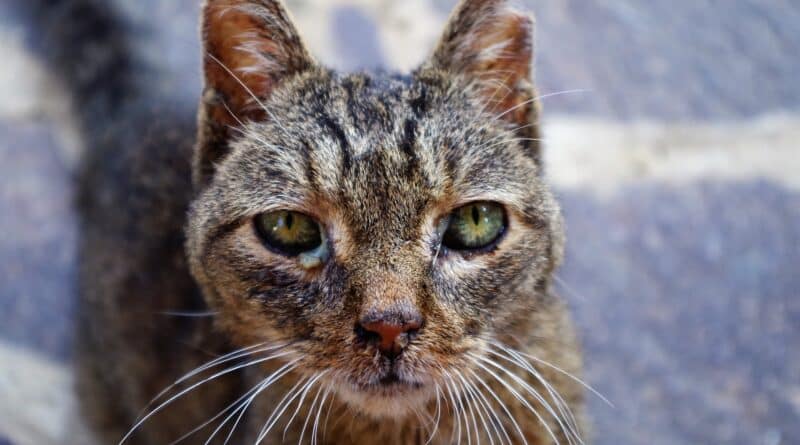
[187,0,562,418]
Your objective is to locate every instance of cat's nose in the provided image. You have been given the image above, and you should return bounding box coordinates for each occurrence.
[356,315,422,358]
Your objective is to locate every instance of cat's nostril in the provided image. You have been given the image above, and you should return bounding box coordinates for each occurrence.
[354,323,382,345]
[356,318,422,357]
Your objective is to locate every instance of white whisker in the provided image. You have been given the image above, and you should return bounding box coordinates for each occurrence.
[468,369,528,445]
[489,340,612,407]
[209,361,297,445]
[220,98,247,129]
[280,373,324,442]
[473,352,574,445]
[169,370,282,445]
[321,383,336,443]
[298,381,325,445]
[443,377,463,445]
[492,89,590,121]
[487,344,584,444]
[457,372,480,445]
[205,52,291,136]
[466,372,513,445]
[479,136,544,151]
[474,71,517,120]
[469,354,560,445]
[137,342,281,421]
[255,372,326,444]
[409,399,432,441]
[258,376,309,443]
[457,371,491,445]
[486,348,578,440]
[311,385,332,445]
[553,275,589,303]
[158,310,219,318]
[449,372,472,445]
[119,351,293,444]
[167,377,267,444]
[424,384,443,445]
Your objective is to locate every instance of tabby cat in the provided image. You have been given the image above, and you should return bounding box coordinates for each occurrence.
[52,0,588,443]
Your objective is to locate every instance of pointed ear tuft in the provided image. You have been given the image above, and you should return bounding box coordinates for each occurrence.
[425,0,541,160]
[195,0,314,187]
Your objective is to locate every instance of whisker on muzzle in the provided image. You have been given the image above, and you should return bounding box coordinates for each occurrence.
[119,348,293,444]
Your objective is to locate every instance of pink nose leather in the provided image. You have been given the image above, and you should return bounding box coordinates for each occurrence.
[359,320,421,354]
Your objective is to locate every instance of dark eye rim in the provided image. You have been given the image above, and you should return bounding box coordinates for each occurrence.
[253,210,324,257]
[439,201,508,254]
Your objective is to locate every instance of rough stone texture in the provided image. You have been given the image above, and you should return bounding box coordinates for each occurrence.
[494,0,800,120]
[559,181,800,445]
[1,1,799,444]
[0,120,77,362]
[0,342,92,445]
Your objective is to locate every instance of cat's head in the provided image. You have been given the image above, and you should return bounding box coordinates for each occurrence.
[187,0,563,418]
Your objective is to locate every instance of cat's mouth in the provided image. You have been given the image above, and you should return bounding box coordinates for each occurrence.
[356,370,424,395]
[373,371,423,390]
[336,370,431,418]
[378,371,403,386]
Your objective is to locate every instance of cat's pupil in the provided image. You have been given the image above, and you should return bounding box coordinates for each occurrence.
[285,212,293,230]
[472,206,480,225]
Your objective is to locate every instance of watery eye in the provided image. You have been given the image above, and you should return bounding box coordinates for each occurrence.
[255,210,323,256]
[442,202,506,251]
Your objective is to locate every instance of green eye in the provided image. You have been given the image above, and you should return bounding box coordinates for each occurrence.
[442,202,506,251]
[255,211,323,256]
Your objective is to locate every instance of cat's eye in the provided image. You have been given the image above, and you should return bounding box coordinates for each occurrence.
[442,202,506,251]
[254,210,323,256]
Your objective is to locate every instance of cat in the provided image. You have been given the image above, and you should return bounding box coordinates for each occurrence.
[35,0,587,443]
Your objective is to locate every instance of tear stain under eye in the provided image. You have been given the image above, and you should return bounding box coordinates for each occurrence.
[298,230,330,269]
[432,214,451,262]
[436,214,451,238]
[299,252,323,269]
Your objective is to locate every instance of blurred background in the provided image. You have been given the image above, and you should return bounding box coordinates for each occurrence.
[0,0,798,444]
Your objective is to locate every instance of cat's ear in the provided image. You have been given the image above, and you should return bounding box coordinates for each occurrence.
[195,0,314,187]
[425,0,541,159]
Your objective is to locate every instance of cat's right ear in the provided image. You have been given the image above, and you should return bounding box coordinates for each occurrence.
[195,0,314,187]
[423,0,543,163]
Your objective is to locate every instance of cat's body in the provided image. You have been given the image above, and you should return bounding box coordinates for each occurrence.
[37,0,586,443]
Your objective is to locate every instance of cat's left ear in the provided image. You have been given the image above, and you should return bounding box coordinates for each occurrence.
[195,0,315,187]
[424,0,541,158]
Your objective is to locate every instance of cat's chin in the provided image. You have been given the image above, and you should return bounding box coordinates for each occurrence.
[336,378,433,419]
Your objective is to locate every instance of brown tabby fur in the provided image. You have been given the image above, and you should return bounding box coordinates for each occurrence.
[76,0,585,443]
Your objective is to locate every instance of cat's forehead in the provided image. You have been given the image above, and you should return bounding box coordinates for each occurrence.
[250,70,532,169]
[221,70,540,228]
